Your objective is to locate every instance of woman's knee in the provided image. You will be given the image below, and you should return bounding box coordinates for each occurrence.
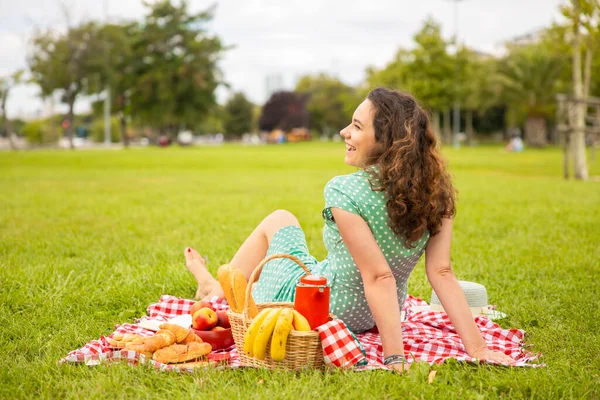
[267,209,300,227]
[261,210,300,240]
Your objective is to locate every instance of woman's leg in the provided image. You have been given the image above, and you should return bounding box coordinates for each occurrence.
[185,210,300,300]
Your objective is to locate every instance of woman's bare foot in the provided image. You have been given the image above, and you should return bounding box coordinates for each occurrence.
[184,247,220,299]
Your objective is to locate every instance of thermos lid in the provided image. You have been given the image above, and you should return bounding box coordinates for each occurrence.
[300,275,327,285]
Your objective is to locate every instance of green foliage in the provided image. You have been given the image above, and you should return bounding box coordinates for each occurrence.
[21,119,59,145]
[497,46,566,121]
[295,73,362,135]
[97,22,137,109]
[90,117,122,143]
[196,105,225,134]
[1,70,25,140]
[223,92,254,136]
[28,23,104,104]
[27,22,106,147]
[456,49,499,113]
[20,0,600,143]
[25,1,226,137]
[545,0,600,97]
[367,18,454,112]
[128,0,226,133]
[0,144,599,398]
[408,19,455,111]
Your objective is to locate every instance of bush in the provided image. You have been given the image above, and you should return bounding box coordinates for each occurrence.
[22,119,59,145]
[91,117,121,143]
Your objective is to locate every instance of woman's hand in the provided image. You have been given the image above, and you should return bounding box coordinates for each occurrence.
[470,347,516,365]
[388,362,411,374]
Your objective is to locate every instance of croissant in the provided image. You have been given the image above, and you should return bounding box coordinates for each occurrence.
[152,342,212,364]
[159,323,190,343]
[108,333,145,349]
[142,329,176,352]
[180,330,203,345]
[123,343,153,358]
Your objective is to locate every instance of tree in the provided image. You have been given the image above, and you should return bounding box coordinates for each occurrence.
[559,0,600,180]
[459,50,502,145]
[28,22,103,149]
[96,22,139,147]
[295,73,361,136]
[0,70,24,150]
[196,105,225,134]
[223,92,254,136]
[497,46,565,146]
[409,18,454,137]
[258,91,309,132]
[128,0,226,137]
[366,19,454,142]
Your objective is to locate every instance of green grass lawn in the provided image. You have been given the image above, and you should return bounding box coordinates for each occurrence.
[1,143,599,399]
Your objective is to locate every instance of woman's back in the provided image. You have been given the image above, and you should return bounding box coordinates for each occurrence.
[316,170,429,332]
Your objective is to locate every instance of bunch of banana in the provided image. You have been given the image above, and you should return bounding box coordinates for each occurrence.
[244,307,312,362]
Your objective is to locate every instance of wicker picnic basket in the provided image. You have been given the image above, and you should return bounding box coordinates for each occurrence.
[228,253,330,371]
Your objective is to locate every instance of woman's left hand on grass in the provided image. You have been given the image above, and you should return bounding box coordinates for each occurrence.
[389,362,412,374]
[470,347,516,365]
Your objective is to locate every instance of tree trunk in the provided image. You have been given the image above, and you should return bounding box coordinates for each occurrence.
[6,118,16,150]
[563,125,571,180]
[443,108,451,145]
[67,98,75,150]
[549,124,559,146]
[1,95,16,150]
[571,2,588,180]
[525,116,547,147]
[583,47,592,99]
[466,109,474,146]
[432,111,441,141]
[593,107,599,163]
[120,112,129,148]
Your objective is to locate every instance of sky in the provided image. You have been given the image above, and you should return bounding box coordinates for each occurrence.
[0,0,564,119]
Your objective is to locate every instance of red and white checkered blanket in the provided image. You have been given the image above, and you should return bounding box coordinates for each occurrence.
[60,295,542,372]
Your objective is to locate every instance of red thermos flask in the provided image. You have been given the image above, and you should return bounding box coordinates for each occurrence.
[294,275,330,330]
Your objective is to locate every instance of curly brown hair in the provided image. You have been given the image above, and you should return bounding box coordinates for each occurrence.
[365,88,456,247]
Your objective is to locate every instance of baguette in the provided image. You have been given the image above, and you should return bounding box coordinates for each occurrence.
[218,264,238,311]
[218,263,259,315]
[230,268,247,313]
[246,287,259,318]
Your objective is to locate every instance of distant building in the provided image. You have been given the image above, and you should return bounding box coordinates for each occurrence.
[265,73,284,99]
[508,29,544,46]
[494,28,545,56]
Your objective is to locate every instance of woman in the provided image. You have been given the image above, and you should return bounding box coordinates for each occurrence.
[184,88,516,371]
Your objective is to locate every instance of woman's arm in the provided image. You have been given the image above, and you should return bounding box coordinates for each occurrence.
[330,208,405,362]
[425,218,515,364]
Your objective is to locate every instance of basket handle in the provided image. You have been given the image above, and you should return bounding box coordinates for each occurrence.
[244,253,311,318]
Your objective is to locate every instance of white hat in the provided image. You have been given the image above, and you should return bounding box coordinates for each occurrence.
[430,281,506,319]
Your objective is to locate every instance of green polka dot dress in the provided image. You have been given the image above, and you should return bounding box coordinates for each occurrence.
[252,169,430,333]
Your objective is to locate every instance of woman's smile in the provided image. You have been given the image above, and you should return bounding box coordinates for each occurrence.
[345,142,356,156]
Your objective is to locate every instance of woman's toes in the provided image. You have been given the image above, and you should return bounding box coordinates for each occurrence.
[190,248,205,264]
[184,247,194,263]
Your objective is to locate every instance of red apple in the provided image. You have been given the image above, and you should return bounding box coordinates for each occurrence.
[190,300,214,316]
[192,307,218,330]
[216,310,231,328]
[211,326,226,331]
